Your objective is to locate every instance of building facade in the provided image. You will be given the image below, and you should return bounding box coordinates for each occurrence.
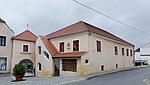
[0,18,14,73]
[135,42,150,66]
[36,21,134,77]
[11,30,37,75]
[0,18,134,77]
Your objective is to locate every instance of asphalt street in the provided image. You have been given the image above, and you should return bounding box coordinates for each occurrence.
[68,66,150,85]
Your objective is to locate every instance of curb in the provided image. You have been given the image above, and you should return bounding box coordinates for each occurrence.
[86,65,149,80]
[53,78,86,85]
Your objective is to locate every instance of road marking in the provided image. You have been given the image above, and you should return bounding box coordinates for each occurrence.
[143,79,150,85]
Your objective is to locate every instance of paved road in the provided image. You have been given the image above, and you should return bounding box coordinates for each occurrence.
[68,66,150,85]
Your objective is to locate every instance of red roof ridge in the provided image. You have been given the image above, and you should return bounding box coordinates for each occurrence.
[80,21,89,31]
[14,29,37,42]
[45,21,86,37]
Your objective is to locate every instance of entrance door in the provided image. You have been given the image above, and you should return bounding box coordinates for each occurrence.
[53,58,60,76]
[62,59,77,72]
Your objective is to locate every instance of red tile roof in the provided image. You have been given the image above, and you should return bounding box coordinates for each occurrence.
[40,36,58,56]
[53,51,87,58]
[14,30,37,42]
[46,21,133,46]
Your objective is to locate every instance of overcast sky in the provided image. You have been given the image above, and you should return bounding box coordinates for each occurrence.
[0,0,150,48]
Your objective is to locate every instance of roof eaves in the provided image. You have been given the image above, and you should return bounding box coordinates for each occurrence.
[0,18,14,34]
[92,32,134,46]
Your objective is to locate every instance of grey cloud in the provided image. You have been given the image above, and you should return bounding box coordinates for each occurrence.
[0,0,150,48]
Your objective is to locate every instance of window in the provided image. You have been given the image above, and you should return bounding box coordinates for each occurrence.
[38,46,41,54]
[122,48,124,55]
[38,63,41,71]
[85,59,89,64]
[0,58,7,71]
[127,49,129,56]
[130,50,133,56]
[0,36,6,46]
[59,42,64,52]
[43,51,49,59]
[116,64,118,69]
[23,45,29,52]
[73,40,79,51]
[101,65,104,71]
[97,40,101,52]
[114,46,118,55]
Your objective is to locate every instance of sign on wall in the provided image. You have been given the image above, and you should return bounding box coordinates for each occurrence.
[0,58,7,71]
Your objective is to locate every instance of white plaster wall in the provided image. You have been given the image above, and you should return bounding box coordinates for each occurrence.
[35,37,54,77]
[80,33,134,75]
[50,32,134,76]
[50,32,89,52]
[141,48,150,55]
[135,52,141,60]
[0,22,14,73]
[50,32,89,76]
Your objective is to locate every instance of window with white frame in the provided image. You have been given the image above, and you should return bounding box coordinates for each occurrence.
[114,46,118,55]
[96,40,101,52]
[0,36,6,46]
[85,59,89,65]
[0,57,7,71]
[38,46,41,54]
[73,40,79,51]
[38,63,41,71]
[43,51,49,59]
[23,45,29,52]
[59,42,64,52]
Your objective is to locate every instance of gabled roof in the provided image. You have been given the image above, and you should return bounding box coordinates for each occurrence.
[40,36,58,56]
[13,30,37,42]
[46,21,133,46]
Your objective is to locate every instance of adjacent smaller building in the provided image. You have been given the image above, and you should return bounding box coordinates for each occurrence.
[135,42,150,66]
[0,18,14,73]
[11,30,37,75]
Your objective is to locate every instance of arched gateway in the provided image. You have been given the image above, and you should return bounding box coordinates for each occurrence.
[19,59,34,73]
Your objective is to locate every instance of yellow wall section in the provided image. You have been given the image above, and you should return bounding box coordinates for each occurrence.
[41,70,52,77]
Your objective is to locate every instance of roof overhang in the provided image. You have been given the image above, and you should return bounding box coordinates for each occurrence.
[53,51,87,58]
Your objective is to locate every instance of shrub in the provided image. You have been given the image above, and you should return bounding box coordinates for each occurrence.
[12,64,27,76]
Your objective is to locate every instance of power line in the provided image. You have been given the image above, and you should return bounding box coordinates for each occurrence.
[73,0,150,36]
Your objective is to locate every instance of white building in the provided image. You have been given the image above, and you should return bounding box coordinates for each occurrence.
[135,42,150,65]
